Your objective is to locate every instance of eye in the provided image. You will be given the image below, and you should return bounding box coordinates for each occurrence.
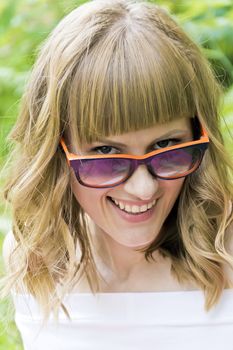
[91,145,119,155]
[155,138,182,149]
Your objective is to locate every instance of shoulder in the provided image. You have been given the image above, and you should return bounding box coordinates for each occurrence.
[2,231,17,270]
[2,231,27,294]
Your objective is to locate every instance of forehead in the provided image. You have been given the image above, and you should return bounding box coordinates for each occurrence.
[92,118,192,145]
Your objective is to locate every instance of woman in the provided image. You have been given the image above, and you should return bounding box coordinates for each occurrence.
[2,0,233,349]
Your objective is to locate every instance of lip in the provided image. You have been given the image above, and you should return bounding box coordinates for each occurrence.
[108,197,157,223]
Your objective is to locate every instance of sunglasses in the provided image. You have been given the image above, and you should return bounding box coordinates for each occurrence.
[60,120,209,188]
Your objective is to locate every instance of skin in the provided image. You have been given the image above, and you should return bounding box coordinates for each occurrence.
[69,117,197,292]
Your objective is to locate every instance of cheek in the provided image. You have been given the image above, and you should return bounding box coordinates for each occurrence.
[70,172,106,214]
[160,178,185,204]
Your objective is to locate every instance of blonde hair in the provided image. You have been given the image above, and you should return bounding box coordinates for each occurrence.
[1,0,233,321]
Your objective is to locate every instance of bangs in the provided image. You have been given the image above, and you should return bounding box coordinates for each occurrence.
[68,20,197,144]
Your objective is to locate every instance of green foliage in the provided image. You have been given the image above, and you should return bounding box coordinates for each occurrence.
[0,0,232,348]
[222,85,233,151]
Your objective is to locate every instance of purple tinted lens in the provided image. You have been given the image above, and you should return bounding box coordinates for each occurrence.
[71,145,204,187]
[150,146,201,177]
[77,158,131,186]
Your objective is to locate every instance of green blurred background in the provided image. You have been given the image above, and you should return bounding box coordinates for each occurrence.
[0,0,233,348]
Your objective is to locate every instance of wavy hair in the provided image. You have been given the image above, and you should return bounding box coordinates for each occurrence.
[1,0,233,321]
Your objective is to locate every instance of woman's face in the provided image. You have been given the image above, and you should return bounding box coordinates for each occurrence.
[70,118,193,249]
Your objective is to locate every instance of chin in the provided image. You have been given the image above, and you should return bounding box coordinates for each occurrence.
[117,236,156,250]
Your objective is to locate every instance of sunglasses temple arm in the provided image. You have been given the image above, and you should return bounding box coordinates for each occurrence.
[60,138,71,162]
[200,122,209,141]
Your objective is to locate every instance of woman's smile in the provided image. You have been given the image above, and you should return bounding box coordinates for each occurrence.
[107,196,158,223]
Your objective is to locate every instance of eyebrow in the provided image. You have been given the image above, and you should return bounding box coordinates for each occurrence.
[93,129,191,148]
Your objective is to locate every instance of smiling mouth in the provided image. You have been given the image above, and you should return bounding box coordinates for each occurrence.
[107,197,157,215]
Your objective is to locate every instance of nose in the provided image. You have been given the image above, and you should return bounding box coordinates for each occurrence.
[123,165,159,200]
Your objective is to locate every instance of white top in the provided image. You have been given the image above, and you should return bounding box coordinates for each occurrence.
[12,289,233,350]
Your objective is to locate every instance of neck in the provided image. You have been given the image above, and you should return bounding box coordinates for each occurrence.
[87,216,162,284]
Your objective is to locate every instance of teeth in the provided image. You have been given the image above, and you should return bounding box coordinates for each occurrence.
[119,202,124,210]
[111,198,156,214]
[140,205,148,213]
[147,202,153,209]
[125,205,131,212]
[132,205,140,213]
